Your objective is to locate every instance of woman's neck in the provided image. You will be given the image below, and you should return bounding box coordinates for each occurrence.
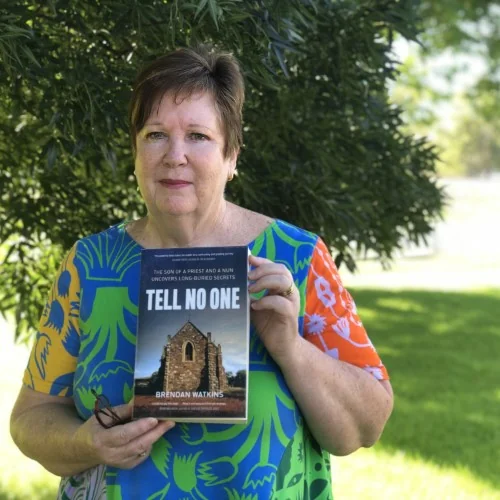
[138,201,230,249]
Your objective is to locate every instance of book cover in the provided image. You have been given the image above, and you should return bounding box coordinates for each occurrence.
[133,246,249,424]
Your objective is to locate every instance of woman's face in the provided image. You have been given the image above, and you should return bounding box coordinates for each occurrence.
[134,91,236,219]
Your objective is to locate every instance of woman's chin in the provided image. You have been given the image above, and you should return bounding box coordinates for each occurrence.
[152,202,196,218]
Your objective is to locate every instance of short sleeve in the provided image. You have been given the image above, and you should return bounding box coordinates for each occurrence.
[23,244,81,396]
[303,238,389,380]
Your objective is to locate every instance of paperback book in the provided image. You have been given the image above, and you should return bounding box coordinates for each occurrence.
[133,246,250,424]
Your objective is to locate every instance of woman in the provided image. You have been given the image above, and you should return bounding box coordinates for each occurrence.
[11,46,393,499]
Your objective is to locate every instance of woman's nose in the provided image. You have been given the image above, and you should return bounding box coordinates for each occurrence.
[163,138,187,167]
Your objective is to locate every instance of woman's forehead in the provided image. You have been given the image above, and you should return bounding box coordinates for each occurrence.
[147,91,220,130]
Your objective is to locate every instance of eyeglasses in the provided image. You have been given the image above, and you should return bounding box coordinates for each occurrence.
[91,389,125,429]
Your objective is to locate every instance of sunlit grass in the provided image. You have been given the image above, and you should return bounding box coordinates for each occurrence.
[333,447,500,499]
[0,320,59,500]
[0,477,59,500]
[334,288,500,498]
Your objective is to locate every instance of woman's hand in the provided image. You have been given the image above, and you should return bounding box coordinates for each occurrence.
[75,403,175,470]
[10,387,176,476]
[248,254,300,365]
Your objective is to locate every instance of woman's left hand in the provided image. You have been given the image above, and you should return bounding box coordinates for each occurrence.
[248,254,301,364]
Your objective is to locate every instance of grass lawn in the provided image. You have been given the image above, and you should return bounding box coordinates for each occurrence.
[0,322,60,500]
[333,288,500,499]
[1,288,499,498]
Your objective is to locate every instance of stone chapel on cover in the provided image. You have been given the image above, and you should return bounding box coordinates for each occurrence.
[142,321,228,393]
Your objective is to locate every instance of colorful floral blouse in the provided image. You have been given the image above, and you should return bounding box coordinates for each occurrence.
[23,219,388,500]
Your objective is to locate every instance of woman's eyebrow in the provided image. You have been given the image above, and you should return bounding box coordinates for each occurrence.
[143,121,213,131]
[187,123,213,131]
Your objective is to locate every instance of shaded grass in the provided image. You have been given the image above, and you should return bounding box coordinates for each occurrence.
[350,288,500,491]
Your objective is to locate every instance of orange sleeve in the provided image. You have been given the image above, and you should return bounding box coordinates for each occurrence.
[304,238,389,380]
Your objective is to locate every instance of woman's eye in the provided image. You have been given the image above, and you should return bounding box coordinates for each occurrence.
[190,133,208,141]
[145,131,166,141]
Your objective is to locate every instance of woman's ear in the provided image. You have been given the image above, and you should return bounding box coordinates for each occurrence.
[226,149,239,182]
[230,148,239,169]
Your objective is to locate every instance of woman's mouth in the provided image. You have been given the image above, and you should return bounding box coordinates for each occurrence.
[159,179,191,189]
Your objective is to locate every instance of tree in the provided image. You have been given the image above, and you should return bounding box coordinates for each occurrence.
[419,1,500,68]
[0,1,444,340]
[392,2,500,138]
[231,370,247,387]
[439,100,500,177]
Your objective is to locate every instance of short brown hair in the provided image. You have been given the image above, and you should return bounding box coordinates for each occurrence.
[129,45,245,159]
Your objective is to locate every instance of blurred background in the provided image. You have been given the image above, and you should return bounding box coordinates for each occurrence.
[337,26,500,498]
[1,1,499,499]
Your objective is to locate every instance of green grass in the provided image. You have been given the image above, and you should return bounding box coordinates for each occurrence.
[0,479,59,500]
[334,288,500,499]
[0,321,60,500]
[1,289,499,498]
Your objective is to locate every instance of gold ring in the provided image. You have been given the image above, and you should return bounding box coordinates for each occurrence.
[138,451,147,458]
[280,282,294,297]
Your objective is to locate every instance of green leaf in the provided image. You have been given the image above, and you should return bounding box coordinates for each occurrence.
[151,437,172,479]
[208,0,219,29]
[195,0,209,18]
[123,382,133,403]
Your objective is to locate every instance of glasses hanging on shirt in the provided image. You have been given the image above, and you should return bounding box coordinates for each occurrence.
[91,389,127,429]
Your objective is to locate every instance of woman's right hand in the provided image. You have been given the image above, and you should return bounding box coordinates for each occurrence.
[75,403,175,469]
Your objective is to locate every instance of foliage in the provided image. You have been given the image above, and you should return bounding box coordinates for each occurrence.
[391,59,500,178]
[440,101,500,177]
[396,2,500,136]
[420,1,500,57]
[227,369,246,388]
[0,0,444,340]
[388,55,449,132]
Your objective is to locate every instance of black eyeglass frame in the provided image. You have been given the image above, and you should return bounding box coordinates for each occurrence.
[91,389,124,429]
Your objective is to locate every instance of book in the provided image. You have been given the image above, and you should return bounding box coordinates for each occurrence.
[133,246,250,424]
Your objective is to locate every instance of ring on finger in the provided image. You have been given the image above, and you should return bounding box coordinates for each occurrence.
[138,451,147,458]
[280,281,294,297]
